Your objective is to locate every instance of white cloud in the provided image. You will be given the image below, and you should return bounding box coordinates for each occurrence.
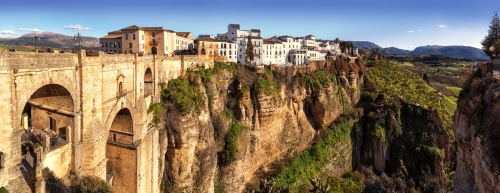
[1,30,17,35]
[64,25,92,31]
[18,28,41,32]
[439,25,447,28]
[407,30,414,33]
[420,30,423,32]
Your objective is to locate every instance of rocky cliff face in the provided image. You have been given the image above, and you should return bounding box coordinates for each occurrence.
[157,59,454,192]
[454,70,500,193]
[157,60,365,192]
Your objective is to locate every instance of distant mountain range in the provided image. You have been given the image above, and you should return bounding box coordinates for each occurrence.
[352,41,488,59]
[0,31,99,49]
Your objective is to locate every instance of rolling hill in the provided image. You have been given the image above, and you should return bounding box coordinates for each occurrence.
[351,41,487,59]
[0,31,99,50]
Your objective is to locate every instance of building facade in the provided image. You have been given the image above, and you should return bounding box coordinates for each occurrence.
[100,25,177,56]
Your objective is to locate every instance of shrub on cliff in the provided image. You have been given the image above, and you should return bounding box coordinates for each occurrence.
[270,119,355,191]
[254,76,281,99]
[161,77,204,114]
[0,187,8,193]
[70,173,112,193]
[219,121,244,166]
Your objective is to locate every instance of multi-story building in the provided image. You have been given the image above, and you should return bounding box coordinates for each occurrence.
[100,25,176,56]
[216,40,238,63]
[290,49,308,65]
[227,24,263,65]
[175,32,194,54]
[99,30,122,54]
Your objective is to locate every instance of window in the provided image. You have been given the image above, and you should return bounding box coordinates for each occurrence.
[240,48,242,52]
[224,51,226,55]
[129,43,132,49]
[239,55,242,59]
[118,43,121,48]
[142,35,144,40]
[101,43,103,48]
[113,134,116,142]
[229,50,232,55]
[229,44,232,49]
[152,32,155,37]
[126,34,128,40]
[133,34,136,40]
[105,42,108,48]
[220,50,223,56]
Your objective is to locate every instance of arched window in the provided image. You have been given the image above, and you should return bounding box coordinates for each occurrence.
[119,82,123,94]
[224,51,226,56]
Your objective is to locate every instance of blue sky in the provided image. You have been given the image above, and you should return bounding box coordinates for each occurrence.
[0,0,497,50]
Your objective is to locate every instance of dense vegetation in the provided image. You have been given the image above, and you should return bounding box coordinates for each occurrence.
[364,60,453,135]
[270,119,357,192]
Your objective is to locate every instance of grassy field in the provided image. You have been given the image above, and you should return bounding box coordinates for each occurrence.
[397,62,415,67]
[445,85,462,96]
[390,58,465,118]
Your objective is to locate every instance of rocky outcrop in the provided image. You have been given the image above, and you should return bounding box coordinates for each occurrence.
[160,63,364,192]
[453,73,500,193]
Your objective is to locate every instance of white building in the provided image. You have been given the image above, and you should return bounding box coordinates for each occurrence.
[175,32,194,54]
[226,24,264,65]
[205,24,347,66]
[290,49,308,65]
[216,40,238,63]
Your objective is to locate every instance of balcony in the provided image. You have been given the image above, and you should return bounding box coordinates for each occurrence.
[149,40,159,46]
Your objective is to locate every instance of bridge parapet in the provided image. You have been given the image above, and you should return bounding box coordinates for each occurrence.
[0,52,79,70]
[101,54,136,64]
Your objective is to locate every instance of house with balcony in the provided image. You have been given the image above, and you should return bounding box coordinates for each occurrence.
[99,25,176,56]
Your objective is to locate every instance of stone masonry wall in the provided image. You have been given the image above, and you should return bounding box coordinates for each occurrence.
[0,50,212,193]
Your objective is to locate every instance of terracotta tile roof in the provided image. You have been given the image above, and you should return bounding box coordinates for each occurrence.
[176,32,191,38]
[197,37,216,42]
[142,27,164,30]
[108,30,122,35]
[100,34,122,39]
[214,39,234,43]
[121,25,141,30]
[263,40,275,44]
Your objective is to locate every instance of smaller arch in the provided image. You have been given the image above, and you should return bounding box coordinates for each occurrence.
[144,68,153,97]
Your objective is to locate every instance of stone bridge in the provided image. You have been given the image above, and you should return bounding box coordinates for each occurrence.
[0,51,214,193]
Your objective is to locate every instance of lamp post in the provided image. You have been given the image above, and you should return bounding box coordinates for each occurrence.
[34,33,40,52]
[73,32,85,50]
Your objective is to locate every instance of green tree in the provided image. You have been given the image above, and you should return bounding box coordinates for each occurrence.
[334,37,340,44]
[481,12,500,57]
[246,36,254,64]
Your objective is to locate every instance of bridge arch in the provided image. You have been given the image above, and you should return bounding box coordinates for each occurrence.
[17,82,77,191]
[105,107,137,192]
[15,72,78,127]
